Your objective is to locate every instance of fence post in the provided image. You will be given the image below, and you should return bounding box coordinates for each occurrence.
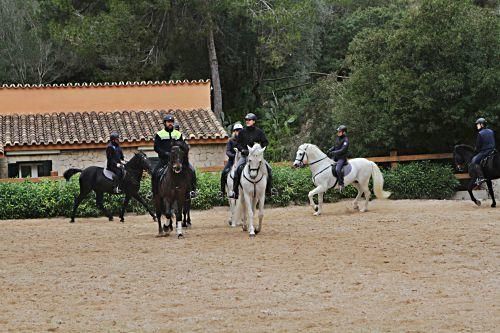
[390,150,398,169]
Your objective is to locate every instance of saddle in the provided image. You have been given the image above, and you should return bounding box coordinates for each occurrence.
[331,161,351,178]
[480,150,498,168]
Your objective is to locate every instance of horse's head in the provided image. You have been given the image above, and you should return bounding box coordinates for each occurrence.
[453,144,474,172]
[170,145,185,174]
[129,151,153,174]
[293,144,309,168]
[247,143,266,179]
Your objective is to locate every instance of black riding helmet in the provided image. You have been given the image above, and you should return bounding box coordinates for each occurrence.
[337,125,347,132]
[110,132,119,140]
[164,114,175,123]
[475,118,487,126]
[245,113,257,121]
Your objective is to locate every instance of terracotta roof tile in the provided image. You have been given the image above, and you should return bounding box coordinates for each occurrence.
[0,109,227,149]
[0,79,210,90]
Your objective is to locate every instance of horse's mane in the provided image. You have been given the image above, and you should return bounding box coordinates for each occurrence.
[454,144,474,152]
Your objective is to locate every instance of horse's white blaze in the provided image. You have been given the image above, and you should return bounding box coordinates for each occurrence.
[294,143,390,215]
[235,143,268,236]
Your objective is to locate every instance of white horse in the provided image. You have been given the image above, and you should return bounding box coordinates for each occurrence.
[226,149,242,226]
[234,143,268,237]
[293,143,390,215]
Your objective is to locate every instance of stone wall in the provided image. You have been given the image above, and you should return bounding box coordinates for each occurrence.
[0,143,226,178]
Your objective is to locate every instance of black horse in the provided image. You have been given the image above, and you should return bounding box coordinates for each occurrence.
[63,151,155,223]
[453,144,499,207]
[154,143,192,238]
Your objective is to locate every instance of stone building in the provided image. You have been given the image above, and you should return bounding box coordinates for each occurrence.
[0,80,227,179]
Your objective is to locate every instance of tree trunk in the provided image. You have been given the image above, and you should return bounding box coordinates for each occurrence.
[207,26,223,121]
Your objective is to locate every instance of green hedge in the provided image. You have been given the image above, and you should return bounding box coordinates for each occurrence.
[0,163,458,220]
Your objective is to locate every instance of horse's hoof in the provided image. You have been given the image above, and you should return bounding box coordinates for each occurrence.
[177,234,184,239]
[157,232,166,237]
[249,233,255,238]
[491,202,496,208]
[314,205,318,212]
[152,217,157,222]
[120,218,125,223]
[475,200,482,207]
[255,229,260,235]
[313,212,320,216]
[108,217,114,221]
[69,220,75,223]
[360,208,367,213]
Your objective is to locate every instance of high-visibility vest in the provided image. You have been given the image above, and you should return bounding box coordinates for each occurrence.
[156,129,182,140]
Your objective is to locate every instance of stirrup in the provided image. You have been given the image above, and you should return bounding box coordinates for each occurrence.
[475,178,485,186]
[189,190,198,199]
[114,186,122,194]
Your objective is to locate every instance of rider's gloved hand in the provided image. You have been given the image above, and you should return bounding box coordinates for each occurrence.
[241,149,249,156]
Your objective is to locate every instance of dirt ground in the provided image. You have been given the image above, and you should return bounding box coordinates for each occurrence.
[0,200,499,332]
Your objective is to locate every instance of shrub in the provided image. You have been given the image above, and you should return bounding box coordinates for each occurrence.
[383,161,459,199]
[0,162,458,220]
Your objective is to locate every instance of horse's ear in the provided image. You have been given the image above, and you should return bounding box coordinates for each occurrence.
[261,146,266,153]
[247,145,252,151]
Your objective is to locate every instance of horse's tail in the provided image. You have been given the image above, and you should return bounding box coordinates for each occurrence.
[370,162,391,199]
[63,168,83,181]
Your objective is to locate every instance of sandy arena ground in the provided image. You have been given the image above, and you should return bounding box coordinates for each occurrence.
[0,200,499,332]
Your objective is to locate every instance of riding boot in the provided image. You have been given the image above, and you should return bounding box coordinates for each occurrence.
[229,165,244,199]
[265,164,273,196]
[189,164,198,198]
[471,163,486,186]
[220,168,229,197]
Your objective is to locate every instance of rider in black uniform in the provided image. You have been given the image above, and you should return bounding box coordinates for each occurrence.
[220,122,243,196]
[327,125,349,192]
[471,118,496,185]
[229,113,273,199]
[106,132,126,193]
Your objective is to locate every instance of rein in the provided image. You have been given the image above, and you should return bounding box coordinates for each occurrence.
[295,144,328,166]
[243,163,265,199]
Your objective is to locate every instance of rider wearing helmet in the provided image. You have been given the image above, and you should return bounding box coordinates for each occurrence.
[471,118,496,185]
[220,122,243,196]
[153,114,197,197]
[106,132,126,193]
[229,113,273,199]
[327,125,349,191]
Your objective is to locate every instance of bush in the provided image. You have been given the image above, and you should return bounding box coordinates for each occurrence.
[0,163,458,220]
[383,162,459,200]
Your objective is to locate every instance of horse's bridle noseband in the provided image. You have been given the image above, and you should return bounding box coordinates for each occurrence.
[295,145,328,167]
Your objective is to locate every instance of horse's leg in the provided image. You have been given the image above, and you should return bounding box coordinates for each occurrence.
[315,192,324,216]
[164,202,174,233]
[154,196,165,236]
[308,185,325,216]
[246,195,256,237]
[255,194,265,234]
[486,179,496,208]
[95,191,113,221]
[360,183,371,213]
[133,193,156,222]
[119,195,130,223]
[176,202,184,238]
[468,179,481,206]
[351,182,363,211]
[184,200,191,228]
[70,188,91,223]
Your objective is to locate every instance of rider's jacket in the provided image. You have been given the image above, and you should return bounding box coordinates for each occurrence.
[106,141,124,169]
[226,137,238,163]
[236,125,269,155]
[154,127,183,162]
[328,135,349,160]
[476,128,496,153]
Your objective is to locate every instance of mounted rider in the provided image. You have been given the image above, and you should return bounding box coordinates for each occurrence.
[229,113,273,199]
[326,125,349,192]
[471,118,496,185]
[153,114,197,197]
[106,132,126,193]
[220,122,243,196]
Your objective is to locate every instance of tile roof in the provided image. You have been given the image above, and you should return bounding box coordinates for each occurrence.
[0,79,210,90]
[0,109,227,149]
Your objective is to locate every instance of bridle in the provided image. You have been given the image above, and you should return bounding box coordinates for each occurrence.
[248,160,262,179]
[295,144,328,167]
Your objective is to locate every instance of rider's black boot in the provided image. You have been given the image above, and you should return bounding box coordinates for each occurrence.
[266,165,273,196]
[220,168,228,197]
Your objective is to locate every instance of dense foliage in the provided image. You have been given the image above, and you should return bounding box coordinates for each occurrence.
[0,163,459,220]
[1,0,498,161]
